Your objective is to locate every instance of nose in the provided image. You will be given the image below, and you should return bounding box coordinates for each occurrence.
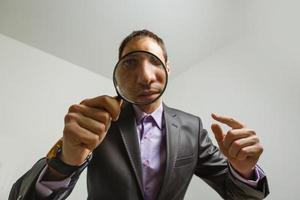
[137,60,155,85]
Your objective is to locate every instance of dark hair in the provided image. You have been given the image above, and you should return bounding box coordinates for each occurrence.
[118,29,168,62]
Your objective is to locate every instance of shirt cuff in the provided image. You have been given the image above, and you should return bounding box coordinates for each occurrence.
[229,164,265,188]
[35,165,72,198]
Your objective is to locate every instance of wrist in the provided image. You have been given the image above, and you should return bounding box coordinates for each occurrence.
[46,139,91,177]
[42,165,70,181]
[228,161,256,179]
[60,145,90,166]
[51,155,81,175]
[233,166,256,180]
[239,169,255,179]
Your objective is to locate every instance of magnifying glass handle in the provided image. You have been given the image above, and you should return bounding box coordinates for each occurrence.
[114,95,122,101]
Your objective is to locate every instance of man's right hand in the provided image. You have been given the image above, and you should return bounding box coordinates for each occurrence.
[60,95,122,166]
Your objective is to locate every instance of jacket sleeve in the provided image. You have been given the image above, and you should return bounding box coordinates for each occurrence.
[8,157,88,200]
[194,118,270,200]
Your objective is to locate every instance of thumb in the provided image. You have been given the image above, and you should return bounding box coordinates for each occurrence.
[112,97,123,121]
[211,123,225,145]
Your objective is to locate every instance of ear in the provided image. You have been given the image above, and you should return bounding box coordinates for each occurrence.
[166,61,171,75]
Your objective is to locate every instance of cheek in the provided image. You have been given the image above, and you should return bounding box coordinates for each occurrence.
[155,70,167,84]
[118,70,135,82]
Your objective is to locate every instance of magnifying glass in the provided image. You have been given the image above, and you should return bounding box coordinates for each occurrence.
[113,51,168,105]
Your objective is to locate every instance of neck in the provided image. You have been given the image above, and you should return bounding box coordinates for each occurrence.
[137,99,162,114]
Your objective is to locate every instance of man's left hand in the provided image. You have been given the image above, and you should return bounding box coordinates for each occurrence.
[210,113,263,179]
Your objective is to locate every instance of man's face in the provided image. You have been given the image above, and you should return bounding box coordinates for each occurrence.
[117,37,169,104]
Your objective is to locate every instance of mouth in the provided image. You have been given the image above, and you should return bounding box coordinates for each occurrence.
[139,90,158,95]
[137,90,160,99]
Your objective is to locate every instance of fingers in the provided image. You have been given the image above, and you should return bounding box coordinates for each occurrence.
[80,95,122,121]
[211,113,245,129]
[63,121,103,151]
[65,111,108,134]
[223,129,256,150]
[222,129,261,160]
[211,123,225,144]
[68,104,111,131]
[236,143,263,161]
[66,100,116,135]
[227,135,259,159]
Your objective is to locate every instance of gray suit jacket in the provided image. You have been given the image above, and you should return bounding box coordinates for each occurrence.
[9,103,269,200]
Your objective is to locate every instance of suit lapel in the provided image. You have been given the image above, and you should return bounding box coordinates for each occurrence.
[117,103,144,195]
[157,104,180,199]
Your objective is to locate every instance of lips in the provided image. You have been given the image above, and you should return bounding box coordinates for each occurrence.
[139,90,157,95]
[137,90,161,100]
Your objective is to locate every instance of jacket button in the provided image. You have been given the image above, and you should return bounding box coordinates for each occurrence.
[17,195,23,200]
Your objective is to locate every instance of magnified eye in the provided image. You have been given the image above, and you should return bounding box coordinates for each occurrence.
[149,56,163,67]
[121,58,139,69]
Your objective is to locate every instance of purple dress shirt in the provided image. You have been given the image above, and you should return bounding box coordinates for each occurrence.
[133,104,166,200]
[36,102,265,199]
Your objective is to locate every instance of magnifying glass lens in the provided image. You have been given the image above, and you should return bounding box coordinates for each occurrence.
[113,51,168,105]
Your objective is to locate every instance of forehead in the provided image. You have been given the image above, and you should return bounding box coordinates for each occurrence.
[121,37,165,63]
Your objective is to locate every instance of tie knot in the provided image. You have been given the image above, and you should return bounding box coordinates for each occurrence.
[141,115,153,124]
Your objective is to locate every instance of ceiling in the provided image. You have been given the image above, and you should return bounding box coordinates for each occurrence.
[0,0,248,79]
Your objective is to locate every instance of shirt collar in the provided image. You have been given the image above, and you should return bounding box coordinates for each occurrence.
[132,103,164,130]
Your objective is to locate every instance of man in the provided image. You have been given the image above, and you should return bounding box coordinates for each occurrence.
[9,30,269,200]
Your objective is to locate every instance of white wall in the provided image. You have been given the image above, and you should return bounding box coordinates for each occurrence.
[0,34,114,199]
[165,34,300,199]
